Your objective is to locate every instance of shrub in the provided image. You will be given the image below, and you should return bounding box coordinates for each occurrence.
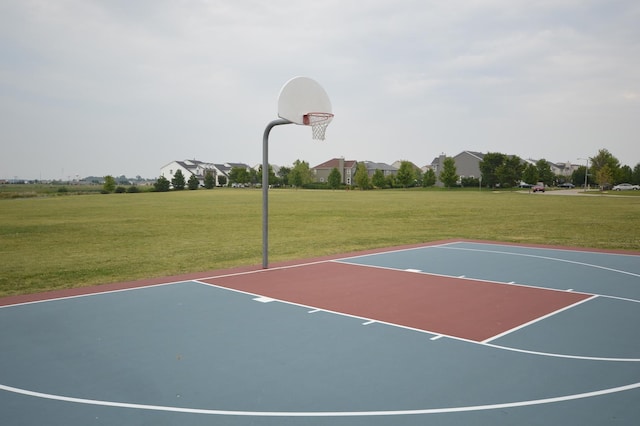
[115,186,126,193]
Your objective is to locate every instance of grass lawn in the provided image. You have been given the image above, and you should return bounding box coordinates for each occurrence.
[1,188,638,297]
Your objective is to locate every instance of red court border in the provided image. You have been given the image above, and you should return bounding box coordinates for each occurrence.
[1,239,635,309]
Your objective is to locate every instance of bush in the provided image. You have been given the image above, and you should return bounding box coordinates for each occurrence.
[126,185,140,193]
[115,186,126,193]
[154,176,171,192]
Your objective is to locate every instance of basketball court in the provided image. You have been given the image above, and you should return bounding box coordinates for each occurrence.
[1,240,639,425]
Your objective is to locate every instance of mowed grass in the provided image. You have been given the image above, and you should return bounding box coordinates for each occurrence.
[1,188,638,297]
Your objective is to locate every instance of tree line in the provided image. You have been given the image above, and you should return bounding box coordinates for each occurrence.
[479,148,640,189]
[101,148,639,193]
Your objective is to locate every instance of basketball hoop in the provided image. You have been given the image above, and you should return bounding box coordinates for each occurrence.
[303,112,334,140]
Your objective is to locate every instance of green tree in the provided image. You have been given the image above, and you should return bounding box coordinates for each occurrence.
[354,162,371,189]
[172,170,186,190]
[187,174,200,190]
[479,152,506,188]
[278,166,291,186]
[572,165,589,188]
[258,164,278,186]
[204,170,215,189]
[618,165,632,185]
[590,149,621,186]
[414,168,423,186]
[371,169,386,188]
[385,174,396,188]
[229,167,249,185]
[328,167,342,189]
[460,176,480,187]
[218,175,227,186]
[439,157,458,188]
[535,159,554,186]
[522,163,539,186]
[596,164,614,190]
[396,161,416,188]
[103,175,116,193]
[422,169,436,187]
[632,163,640,185]
[289,160,313,187]
[154,176,171,192]
[496,156,524,188]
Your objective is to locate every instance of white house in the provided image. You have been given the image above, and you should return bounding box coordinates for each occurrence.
[160,160,253,187]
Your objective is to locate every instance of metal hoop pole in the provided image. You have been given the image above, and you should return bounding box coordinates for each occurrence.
[262,118,291,269]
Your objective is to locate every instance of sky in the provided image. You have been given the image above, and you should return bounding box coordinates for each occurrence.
[1,0,639,180]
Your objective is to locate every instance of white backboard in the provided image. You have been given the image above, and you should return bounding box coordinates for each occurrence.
[277,77,332,125]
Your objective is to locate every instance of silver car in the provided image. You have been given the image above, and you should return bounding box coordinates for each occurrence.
[612,183,640,191]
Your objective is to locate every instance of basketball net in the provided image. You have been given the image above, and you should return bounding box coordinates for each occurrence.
[303,112,334,141]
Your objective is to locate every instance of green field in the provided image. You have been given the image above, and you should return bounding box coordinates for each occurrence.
[1,188,638,297]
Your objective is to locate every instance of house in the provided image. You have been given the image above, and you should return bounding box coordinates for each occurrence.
[311,157,358,185]
[429,151,485,186]
[549,160,580,177]
[362,161,398,178]
[160,160,251,187]
[524,159,580,177]
[391,160,422,176]
[211,163,252,186]
[160,159,216,187]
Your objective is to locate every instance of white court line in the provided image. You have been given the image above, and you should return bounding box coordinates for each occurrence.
[362,320,376,325]
[0,281,186,309]
[482,295,598,343]
[449,241,640,258]
[1,381,639,417]
[441,245,640,279]
[253,296,274,303]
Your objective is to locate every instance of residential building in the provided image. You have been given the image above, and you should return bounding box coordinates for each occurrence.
[429,151,485,186]
[362,161,398,177]
[311,157,358,185]
[160,159,216,187]
[160,160,251,187]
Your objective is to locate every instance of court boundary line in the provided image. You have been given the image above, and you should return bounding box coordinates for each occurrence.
[0,281,190,309]
[440,245,640,279]
[1,381,639,417]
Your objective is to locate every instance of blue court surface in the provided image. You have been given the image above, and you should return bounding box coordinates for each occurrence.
[1,240,639,425]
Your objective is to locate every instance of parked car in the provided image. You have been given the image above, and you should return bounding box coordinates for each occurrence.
[558,183,575,188]
[612,183,640,191]
[532,184,545,193]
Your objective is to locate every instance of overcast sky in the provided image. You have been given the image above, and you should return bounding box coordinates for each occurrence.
[2,0,639,180]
